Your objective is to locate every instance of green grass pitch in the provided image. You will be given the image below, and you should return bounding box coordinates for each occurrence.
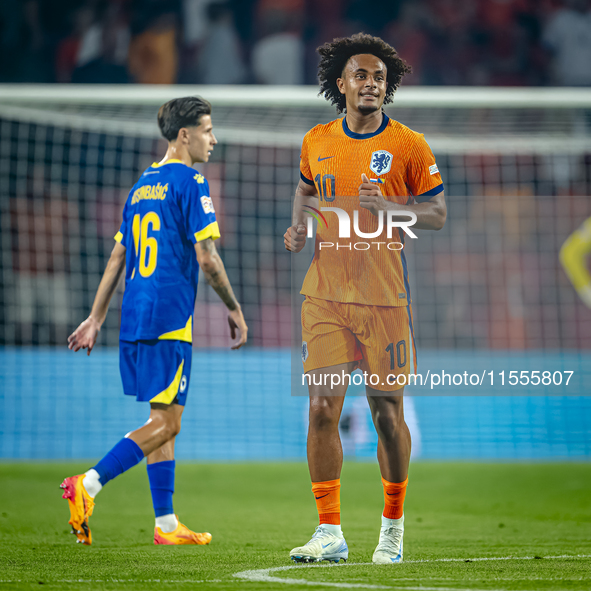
[0,462,590,590]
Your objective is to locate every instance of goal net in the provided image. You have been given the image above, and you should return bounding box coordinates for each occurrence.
[1,85,590,460]
[1,85,590,349]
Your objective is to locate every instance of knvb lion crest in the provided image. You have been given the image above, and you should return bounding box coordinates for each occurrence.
[370,150,393,176]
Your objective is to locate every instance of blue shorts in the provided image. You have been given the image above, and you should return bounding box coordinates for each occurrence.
[120,339,192,406]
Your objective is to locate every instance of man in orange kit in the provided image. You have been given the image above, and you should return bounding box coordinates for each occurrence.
[284,33,446,564]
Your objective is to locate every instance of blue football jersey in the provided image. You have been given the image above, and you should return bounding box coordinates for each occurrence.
[115,159,220,342]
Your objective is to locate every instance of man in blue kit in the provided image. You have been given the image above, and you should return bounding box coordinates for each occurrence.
[62,96,247,546]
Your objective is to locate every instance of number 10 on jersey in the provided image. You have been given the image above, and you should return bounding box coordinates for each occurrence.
[315,174,335,201]
[132,212,160,278]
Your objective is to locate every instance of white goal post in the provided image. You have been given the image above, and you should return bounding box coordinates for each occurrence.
[1,85,590,152]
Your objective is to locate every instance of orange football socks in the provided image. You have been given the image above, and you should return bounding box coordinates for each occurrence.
[312,479,341,525]
[382,476,408,520]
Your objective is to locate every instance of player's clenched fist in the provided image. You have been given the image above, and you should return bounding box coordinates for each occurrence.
[68,316,101,355]
[359,173,387,216]
[284,224,307,253]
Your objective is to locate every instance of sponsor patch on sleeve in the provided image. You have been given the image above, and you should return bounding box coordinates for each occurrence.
[429,164,439,175]
[200,195,214,214]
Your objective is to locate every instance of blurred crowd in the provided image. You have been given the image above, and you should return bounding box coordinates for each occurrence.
[1,0,591,86]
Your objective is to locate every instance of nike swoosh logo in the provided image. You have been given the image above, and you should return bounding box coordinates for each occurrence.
[386,492,399,495]
[315,493,330,499]
[144,171,160,175]
[318,156,334,161]
[322,543,332,548]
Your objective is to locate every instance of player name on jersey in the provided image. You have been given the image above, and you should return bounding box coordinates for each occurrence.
[131,182,169,204]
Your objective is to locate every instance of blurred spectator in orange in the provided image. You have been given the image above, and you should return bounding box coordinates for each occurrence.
[128,1,180,84]
[543,0,591,86]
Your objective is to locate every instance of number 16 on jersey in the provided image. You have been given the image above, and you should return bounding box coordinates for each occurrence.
[131,212,161,279]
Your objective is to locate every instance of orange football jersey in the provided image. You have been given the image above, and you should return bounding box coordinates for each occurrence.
[299,113,443,306]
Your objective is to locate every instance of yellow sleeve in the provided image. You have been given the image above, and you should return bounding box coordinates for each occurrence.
[194,221,221,242]
[559,216,591,307]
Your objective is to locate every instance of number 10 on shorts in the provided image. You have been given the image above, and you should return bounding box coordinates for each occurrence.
[386,341,406,370]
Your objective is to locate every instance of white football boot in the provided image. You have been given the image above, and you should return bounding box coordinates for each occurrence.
[290,525,348,563]
[372,515,404,564]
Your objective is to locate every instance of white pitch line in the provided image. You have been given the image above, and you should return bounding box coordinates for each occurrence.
[234,566,389,589]
[234,563,489,590]
[232,554,591,590]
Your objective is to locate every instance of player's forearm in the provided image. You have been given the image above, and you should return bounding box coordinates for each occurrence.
[402,202,446,231]
[196,239,240,311]
[89,250,126,325]
[293,192,319,226]
[201,255,240,311]
[383,196,446,231]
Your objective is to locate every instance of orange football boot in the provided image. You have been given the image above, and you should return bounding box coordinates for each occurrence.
[60,474,95,545]
[154,517,212,545]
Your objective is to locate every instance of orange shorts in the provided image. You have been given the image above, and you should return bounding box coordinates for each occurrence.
[301,296,417,392]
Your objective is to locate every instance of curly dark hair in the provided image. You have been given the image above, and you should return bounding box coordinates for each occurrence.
[317,33,411,113]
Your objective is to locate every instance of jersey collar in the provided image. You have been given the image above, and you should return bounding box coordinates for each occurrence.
[151,158,185,168]
[342,112,389,139]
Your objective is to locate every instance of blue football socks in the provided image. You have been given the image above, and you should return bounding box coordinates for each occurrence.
[93,437,145,486]
[147,460,175,517]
